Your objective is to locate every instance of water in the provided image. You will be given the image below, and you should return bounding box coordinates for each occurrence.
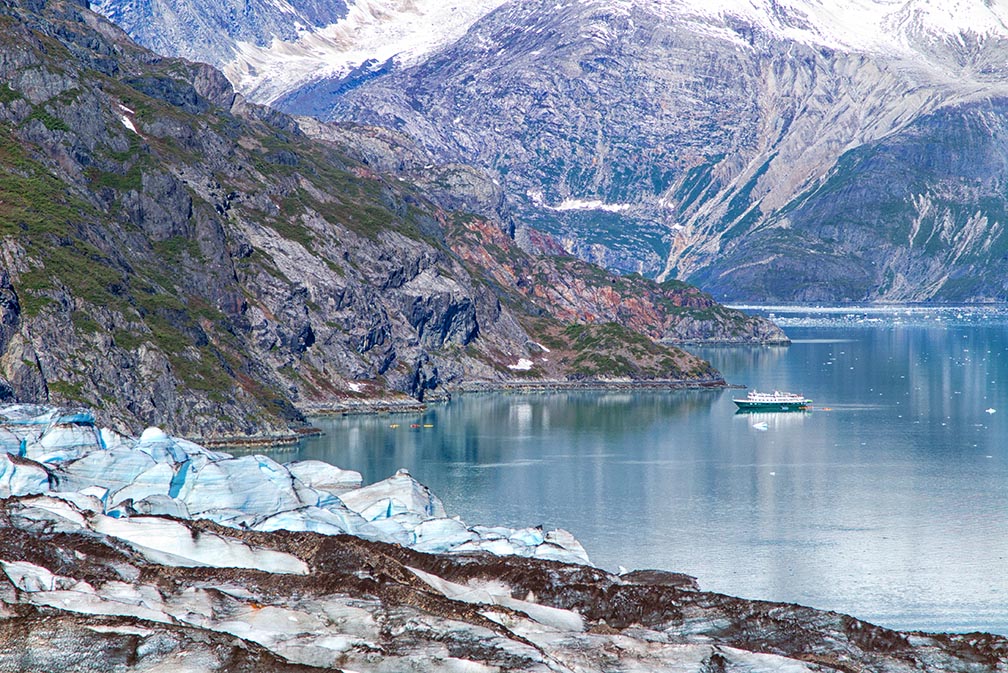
[267,307,1008,635]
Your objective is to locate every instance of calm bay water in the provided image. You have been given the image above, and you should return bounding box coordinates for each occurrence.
[269,307,1008,635]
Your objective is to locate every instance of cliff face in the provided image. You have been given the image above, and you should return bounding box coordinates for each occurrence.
[0,0,780,440]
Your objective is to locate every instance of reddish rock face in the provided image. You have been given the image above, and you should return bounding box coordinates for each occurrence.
[447,216,787,344]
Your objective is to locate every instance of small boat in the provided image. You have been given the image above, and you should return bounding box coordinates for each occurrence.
[733,390,811,411]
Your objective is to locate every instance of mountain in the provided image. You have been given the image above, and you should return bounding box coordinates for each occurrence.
[292,0,1008,302]
[101,0,1008,302]
[0,0,780,440]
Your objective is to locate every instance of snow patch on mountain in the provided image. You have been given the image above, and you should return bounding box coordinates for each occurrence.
[227,0,507,103]
[663,0,1008,55]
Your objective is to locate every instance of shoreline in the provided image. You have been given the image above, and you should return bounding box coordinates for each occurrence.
[454,376,729,393]
[184,376,735,448]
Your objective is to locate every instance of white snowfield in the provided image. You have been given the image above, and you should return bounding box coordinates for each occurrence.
[0,404,590,566]
[217,0,1008,103]
[654,0,1008,55]
[227,0,510,103]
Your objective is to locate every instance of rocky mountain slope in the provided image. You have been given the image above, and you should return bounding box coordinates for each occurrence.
[0,0,781,441]
[266,0,1008,302]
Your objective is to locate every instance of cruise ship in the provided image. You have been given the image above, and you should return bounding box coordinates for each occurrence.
[733,390,811,411]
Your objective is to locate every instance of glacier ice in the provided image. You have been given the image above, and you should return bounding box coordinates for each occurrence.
[56,448,157,492]
[107,462,175,509]
[0,454,50,498]
[0,404,591,566]
[173,455,304,518]
[411,517,475,553]
[91,515,309,574]
[287,460,362,493]
[338,468,447,520]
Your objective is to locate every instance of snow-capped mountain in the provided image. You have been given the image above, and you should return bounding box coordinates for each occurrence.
[226,0,508,103]
[93,0,1008,301]
[91,0,507,103]
[302,0,1008,301]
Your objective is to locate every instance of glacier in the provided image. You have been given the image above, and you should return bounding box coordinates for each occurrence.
[0,404,590,566]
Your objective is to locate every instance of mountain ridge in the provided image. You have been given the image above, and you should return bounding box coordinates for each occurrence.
[298,0,1008,302]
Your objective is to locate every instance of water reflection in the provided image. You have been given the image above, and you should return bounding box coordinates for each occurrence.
[270,316,1008,636]
[734,410,810,431]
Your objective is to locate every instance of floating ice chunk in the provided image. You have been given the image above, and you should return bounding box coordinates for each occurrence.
[55,448,156,492]
[91,515,308,574]
[107,463,175,510]
[0,454,50,498]
[411,517,475,553]
[174,455,303,518]
[287,460,362,494]
[338,469,446,521]
[986,408,997,414]
[752,422,769,431]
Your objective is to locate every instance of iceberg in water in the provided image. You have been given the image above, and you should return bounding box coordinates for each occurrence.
[0,404,591,565]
